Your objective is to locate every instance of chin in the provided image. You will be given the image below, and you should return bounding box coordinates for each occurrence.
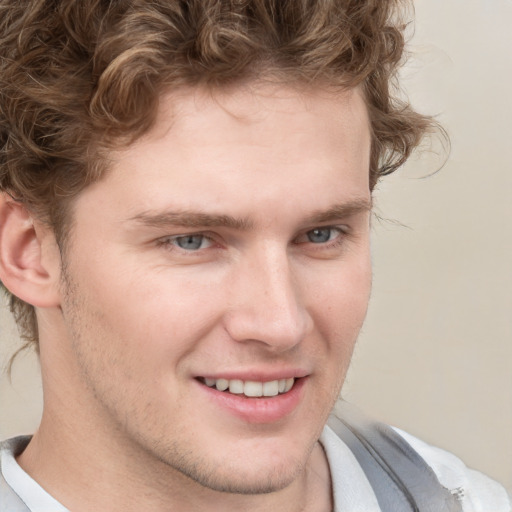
[153,436,307,496]
[179,459,302,495]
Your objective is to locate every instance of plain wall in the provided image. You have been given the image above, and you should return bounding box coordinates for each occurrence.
[1,0,511,493]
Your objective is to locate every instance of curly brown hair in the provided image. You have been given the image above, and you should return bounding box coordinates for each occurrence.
[0,0,433,350]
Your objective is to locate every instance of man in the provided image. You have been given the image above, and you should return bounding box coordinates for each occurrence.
[0,0,509,510]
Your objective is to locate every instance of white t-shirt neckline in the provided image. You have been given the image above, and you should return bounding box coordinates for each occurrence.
[1,436,69,512]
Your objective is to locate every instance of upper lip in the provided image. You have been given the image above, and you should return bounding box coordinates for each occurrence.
[197,369,309,381]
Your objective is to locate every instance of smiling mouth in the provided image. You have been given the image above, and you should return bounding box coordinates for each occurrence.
[198,377,296,398]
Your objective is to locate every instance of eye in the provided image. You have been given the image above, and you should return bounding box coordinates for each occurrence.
[169,234,213,251]
[304,227,341,244]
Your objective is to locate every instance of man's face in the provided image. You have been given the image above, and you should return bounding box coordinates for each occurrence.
[54,84,372,493]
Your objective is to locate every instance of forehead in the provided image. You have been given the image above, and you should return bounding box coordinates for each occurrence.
[74,83,371,231]
[149,83,370,159]
[116,83,368,174]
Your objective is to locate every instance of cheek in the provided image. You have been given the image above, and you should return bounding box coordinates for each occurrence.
[307,257,372,334]
[87,266,226,368]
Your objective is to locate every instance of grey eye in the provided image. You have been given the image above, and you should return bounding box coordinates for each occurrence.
[306,228,334,243]
[174,235,206,250]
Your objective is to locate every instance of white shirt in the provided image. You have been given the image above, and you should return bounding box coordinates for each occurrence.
[1,429,510,511]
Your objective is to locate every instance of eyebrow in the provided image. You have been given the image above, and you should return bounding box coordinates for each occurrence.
[129,198,372,231]
[129,210,254,230]
[305,198,372,224]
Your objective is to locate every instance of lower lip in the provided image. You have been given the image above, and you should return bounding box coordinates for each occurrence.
[196,378,306,424]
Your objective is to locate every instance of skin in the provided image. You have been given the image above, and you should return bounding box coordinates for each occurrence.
[12,83,372,511]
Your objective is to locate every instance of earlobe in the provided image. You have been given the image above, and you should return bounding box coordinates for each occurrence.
[0,193,61,308]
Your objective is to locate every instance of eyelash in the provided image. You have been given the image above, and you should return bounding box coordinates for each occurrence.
[157,226,348,254]
[157,233,218,253]
[294,226,347,247]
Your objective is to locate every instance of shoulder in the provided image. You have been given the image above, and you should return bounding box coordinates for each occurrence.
[1,437,32,511]
[1,436,69,511]
[323,406,511,512]
[392,427,511,512]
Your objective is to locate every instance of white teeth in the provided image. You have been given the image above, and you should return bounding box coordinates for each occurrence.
[262,380,279,397]
[244,381,263,397]
[204,377,295,397]
[228,379,244,394]
[215,378,229,391]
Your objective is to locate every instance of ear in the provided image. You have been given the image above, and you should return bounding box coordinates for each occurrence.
[0,193,61,308]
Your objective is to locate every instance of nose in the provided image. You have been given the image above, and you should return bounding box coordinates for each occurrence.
[223,246,313,352]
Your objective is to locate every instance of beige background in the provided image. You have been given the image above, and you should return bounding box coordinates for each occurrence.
[1,0,511,493]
